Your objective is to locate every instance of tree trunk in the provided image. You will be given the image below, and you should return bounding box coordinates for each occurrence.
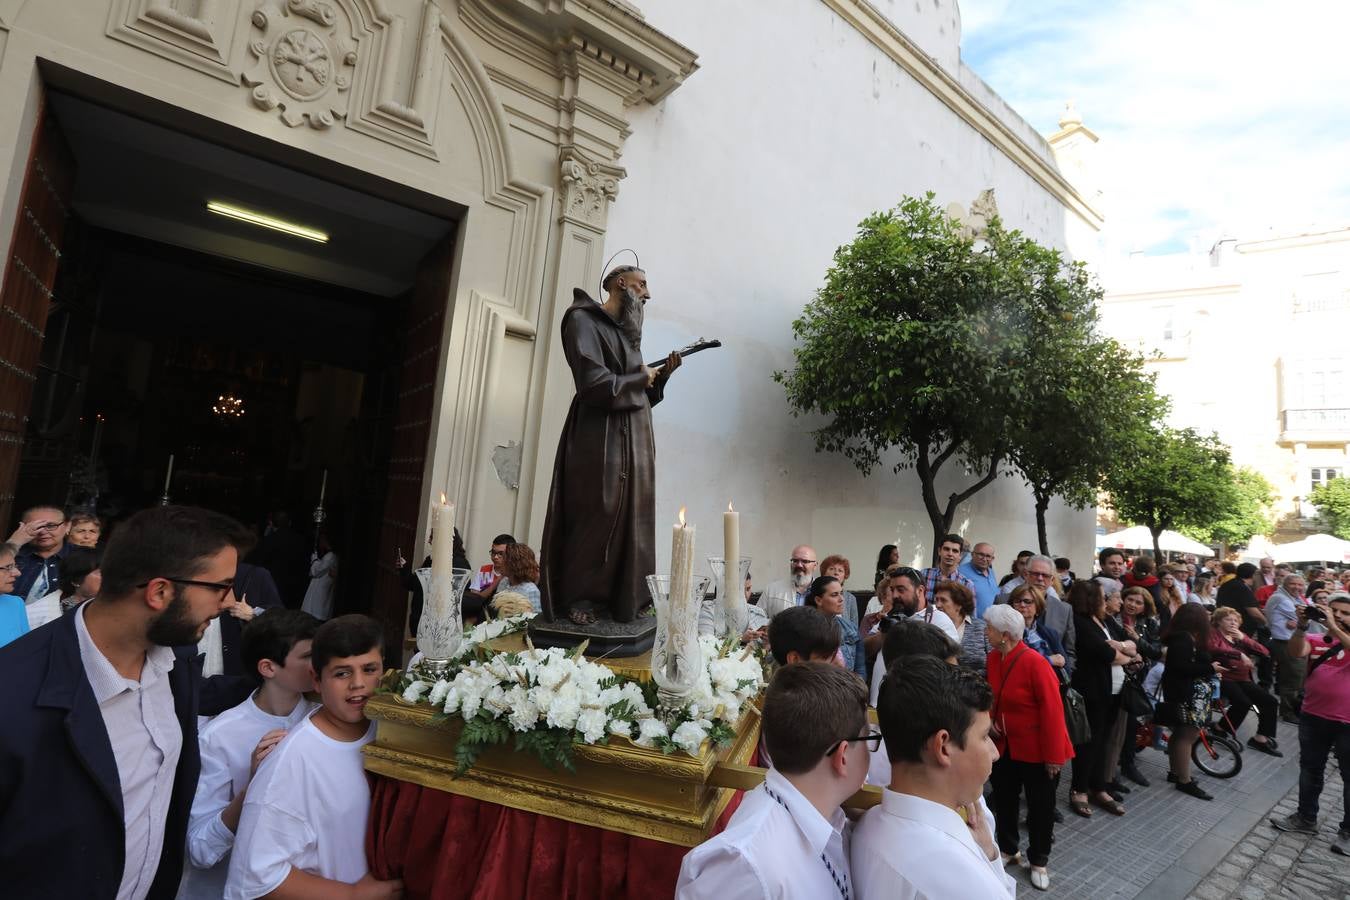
[1151,526,1163,562]
[915,442,1003,566]
[1034,489,1051,555]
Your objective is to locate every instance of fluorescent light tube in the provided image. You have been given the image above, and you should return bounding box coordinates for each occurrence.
[206,201,329,243]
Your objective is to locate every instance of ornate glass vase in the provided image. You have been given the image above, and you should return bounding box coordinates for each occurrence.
[414,567,472,678]
[707,556,754,638]
[646,573,710,713]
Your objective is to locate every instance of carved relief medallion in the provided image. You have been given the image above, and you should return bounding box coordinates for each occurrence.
[243,0,357,129]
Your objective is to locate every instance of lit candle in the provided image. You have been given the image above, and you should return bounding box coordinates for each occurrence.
[162,454,174,494]
[431,493,454,578]
[723,500,742,629]
[669,507,696,680]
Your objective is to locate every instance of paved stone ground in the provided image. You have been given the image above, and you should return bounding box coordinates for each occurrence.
[997,716,1322,898]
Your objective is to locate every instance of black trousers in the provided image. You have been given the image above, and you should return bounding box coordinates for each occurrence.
[1298,712,1350,830]
[1220,680,1278,738]
[991,756,1057,866]
[1071,694,1115,793]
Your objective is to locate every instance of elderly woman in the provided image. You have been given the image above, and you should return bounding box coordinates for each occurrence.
[821,554,860,627]
[985,603,1074,892]
[933,580,990,672]
[805,575,866,679]
[1009,583,1069,677]
[1209,606,1280,756]
[1096,579,1142,798]
[0,542,28,649]
[1068,579,1135,818]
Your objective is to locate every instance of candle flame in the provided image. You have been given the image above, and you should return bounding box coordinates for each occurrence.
[727,500,735,512]
[440,492,447,504]
[678,506,686,526]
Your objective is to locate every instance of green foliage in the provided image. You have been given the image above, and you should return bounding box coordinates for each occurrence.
[1310,477,1350,540]
[1103,428,1234,558]
[513,728,579,774]
[1180,466,1277,548]
[454,711,512,775]
[775,193,1147,556]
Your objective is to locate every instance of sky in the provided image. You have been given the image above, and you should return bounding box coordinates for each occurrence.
[958,0,1350,257]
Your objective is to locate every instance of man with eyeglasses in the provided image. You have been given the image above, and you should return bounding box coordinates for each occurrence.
[760,546,819,618]
[959,542,1000,619]
[7,504,70,606]
[677,661,871,900]
[463,533,517,618]
[0,504,251,900]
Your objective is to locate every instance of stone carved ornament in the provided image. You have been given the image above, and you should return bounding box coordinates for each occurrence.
[946,188,1000,240]
[559,149,623,226]
[243,0,358,129]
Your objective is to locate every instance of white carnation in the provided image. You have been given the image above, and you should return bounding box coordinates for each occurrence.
[672,720,710,756]
[401,680,430,703]
[428,679,452,707]
[506,684,540,732]
[608,718,634,739]
[577,708,609,744]
[635,718,669,748]
[546,690,581,729]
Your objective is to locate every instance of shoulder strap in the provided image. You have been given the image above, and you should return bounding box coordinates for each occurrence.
[1308,633,1346,677]
[993,644,1027,715]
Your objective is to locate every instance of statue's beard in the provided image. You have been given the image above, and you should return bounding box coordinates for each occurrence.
[619,287,644,347]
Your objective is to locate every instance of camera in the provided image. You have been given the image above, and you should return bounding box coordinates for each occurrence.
[1306,606,1328,623]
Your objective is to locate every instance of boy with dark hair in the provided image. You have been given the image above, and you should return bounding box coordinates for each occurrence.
[677,662,872,898]
[853,656,1014,897]
[867,619,961,785]
[184,610,321,898]
[226,614,403,899]
[767,605,841,666]
[0,504,250,899]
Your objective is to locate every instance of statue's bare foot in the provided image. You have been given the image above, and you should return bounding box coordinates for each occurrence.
[568,607,597,626]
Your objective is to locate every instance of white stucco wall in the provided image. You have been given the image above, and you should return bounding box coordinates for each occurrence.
[602,0,1098,588]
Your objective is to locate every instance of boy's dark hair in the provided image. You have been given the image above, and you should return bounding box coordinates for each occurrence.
[58,546,102,597]
[881,618,959,670]
[940,533,963,549]
[768,606,840,665]
[99,505,252,598]
[878,655,992,763]
[491,533,517,546]
[311,614,384,675]
[762,661,868,774]
[242,610,321,686]
[1054,557,1072,572]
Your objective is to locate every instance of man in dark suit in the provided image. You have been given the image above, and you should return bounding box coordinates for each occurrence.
[198,561,284,716]
[0,504,249,900]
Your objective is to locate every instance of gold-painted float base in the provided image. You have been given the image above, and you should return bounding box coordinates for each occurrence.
[363,678,759,847]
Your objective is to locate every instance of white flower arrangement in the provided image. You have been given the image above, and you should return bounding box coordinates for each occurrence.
[392,633,765,773]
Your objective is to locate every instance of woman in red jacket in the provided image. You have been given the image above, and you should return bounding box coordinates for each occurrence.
[985,603,1075,892]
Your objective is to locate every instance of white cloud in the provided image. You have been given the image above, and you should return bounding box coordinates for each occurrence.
[959,0,1350,257]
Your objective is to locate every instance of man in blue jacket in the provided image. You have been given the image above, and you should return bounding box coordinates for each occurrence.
[0,504,249,899]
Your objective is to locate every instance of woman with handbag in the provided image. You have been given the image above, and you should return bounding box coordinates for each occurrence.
[1096,580,1144,797]
[984,604,1074,892]
[1067,579,1135,818]
[1161,603,1227,800]
[1208,607,1281,756]
[1117,586,1163,785]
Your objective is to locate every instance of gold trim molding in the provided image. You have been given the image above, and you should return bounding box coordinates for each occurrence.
[819,0,1104,231]
[363,689,759,847]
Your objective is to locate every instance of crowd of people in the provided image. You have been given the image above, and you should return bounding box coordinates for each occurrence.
[2,501,1349,899]
[679,538,1350,897]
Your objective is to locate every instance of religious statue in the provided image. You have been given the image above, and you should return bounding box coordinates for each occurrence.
[539,265,681,627]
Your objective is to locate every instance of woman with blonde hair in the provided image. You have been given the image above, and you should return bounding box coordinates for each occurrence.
[1158,566,1188,631]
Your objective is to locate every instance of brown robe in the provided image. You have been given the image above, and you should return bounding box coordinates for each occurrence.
[539,290,666,623]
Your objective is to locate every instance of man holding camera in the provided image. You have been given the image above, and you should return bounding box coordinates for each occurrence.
[1272,592,1350,855]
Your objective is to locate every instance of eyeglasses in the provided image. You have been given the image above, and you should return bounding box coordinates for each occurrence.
[136,577,235,600]
[0,563,18,574]
[831,728,884,754]
[1011,598,1036,607]
[1026,570,1053,580]
[789,558,817,566]
[30,521,65,531]
[890,567,920,580]
[972,552,995,560]
[489,550,507,558]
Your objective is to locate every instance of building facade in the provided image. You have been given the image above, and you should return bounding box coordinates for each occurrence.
[0,0,1101,648]
[1101,226,1350,538]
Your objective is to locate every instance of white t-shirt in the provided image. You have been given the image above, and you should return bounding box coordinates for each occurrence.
[224,716,376,899]
[182,692,317,899]
[869,607,959,705]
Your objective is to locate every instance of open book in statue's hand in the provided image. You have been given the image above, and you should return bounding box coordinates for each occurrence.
[647,337,722,371]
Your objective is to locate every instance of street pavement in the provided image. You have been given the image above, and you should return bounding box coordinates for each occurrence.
[996,716,1342,898]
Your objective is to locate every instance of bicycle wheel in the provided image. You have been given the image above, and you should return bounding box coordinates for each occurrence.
[1192,732,1243,778]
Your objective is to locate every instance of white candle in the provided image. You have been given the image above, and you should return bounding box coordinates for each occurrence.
[668,507,696,680]
[722,500,741,627]
[162,454,174,494]
[318,469,328,507]
[431,493,454,578]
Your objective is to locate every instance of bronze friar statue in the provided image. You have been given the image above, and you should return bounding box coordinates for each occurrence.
[539,265,681,628]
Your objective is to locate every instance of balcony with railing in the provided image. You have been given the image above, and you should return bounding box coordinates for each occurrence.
[1280,408,1350,443]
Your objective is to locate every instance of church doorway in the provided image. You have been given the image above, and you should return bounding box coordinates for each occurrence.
[2,87,458,653]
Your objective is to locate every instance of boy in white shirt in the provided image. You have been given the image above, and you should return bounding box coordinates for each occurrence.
[676,661,872,899]
[226,614,403,900]
[182,609,321,898]
[852,655,1016,899]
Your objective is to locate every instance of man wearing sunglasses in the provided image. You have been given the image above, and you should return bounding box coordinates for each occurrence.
[0,504,251,900]
[7,503,70,605]
[677,661,871,899]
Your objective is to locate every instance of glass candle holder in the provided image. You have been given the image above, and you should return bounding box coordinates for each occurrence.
[415,567,472,677]
[646,573,710,712]
[707,556,753,638]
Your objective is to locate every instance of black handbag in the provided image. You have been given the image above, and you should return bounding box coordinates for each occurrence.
[1055,668,1093,745]
[1120,672,1154,718]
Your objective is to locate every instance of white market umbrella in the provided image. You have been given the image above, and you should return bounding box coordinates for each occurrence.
[1270,533,1350,565]
[1096,525,1213,556]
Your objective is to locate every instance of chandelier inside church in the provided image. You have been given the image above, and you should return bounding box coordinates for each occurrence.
[212,393,245,419]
